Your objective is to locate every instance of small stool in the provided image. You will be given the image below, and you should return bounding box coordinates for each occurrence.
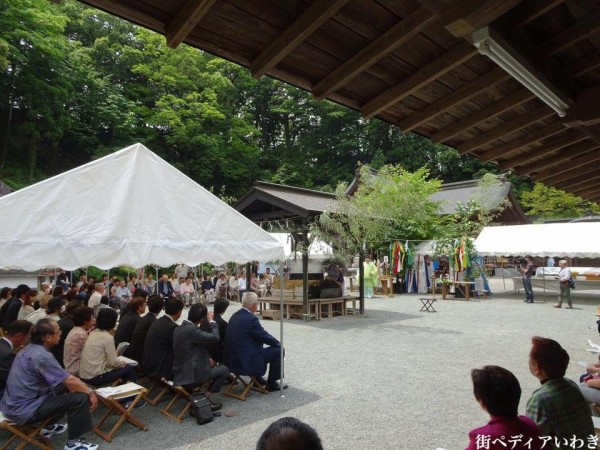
[0,413,53,450]
[160,382,210,423]
[140,377,171,406]
[93,382,148,442]
[419,297,437,312]
[222,374,268,401]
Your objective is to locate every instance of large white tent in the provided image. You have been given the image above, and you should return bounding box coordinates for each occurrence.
[474,223,600,257]
[0,143,285,270]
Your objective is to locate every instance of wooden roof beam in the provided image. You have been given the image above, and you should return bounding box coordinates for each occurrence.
[312,7,435,101]
[79,0,165,32]
[501,131,587,168]
[399,67,510,132]
[537,10,600,57]
[538,154,600,184]
[563,84,600,128]
[510,0,566,29]
[458,106,554,154]
[564,179,600,195]
[421,0,525,38]
[556,175,600,193]
[432,89,535,143]
[362,42,477,119]
[478,122,565,162]
[251,0,350,79]
[525,141,599,178]
[564,51,600,79]
[166,0,216,49]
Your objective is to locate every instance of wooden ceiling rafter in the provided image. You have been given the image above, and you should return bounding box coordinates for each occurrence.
[422,0,525,38]
[250,0,350,79]
[478,121,566,162]
[537,153,600,184]
[564,51,600,79]
[79,0,165,32]
[165,0,216,49]
[537,9,600,57]
[457,106,555,154]
[501,131,588,168]
[361,42,478,119]
[311,7,436,101]
[398,67,511,132]
[563,84,600,127]
[564,178,600,195]
[510,0,567,29]
[524,141,599,176]
[556,175,600,192]
[431,89,535,143]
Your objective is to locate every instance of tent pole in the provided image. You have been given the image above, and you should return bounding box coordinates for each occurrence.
[155,266,159,294]
[359,251,365,316]
[279,260,285,397]
[542,267,546,303]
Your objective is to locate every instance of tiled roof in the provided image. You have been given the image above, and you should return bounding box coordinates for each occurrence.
[253,182,336,213]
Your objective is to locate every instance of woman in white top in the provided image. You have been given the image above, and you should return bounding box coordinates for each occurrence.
[17,289,37,320]
[79,308,137,386]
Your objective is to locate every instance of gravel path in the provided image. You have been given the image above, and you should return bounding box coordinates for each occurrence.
[3,280,599,450]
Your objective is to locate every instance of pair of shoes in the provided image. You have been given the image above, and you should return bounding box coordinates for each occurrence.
[565,305,573,309]
[64,438,98,450]
[265,383,288,392]
[553,304,561,308]
[526,300,534,303]
[41,422,68,438]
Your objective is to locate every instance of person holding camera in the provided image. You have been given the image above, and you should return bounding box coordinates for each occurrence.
[518,256,534,304]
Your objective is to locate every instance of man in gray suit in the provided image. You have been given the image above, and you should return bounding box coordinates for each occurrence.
[173,304,229,408]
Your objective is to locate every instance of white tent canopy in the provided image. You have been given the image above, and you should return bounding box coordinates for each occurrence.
[0,143,285,270]
[474,223,600,257]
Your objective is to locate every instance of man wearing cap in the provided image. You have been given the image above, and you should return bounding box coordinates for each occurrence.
[25,296,65,326]
[0,318,99,450]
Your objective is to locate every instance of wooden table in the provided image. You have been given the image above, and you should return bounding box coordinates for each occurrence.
[443,281,476,300]
[259,296,357,320]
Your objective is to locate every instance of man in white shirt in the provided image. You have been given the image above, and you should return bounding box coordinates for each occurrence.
[554,260,573,309]
[87,283,105,309]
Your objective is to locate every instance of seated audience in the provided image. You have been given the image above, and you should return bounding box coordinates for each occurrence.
[36,284,52,310]
[0,320,33,400]
[201,298,229,363]
[256,417,323,450]
[0,287,12,310]
[201,275,215,304]
[123,294,163,363]
[113,297,146,347]
[64,306,95,376]
[215,274,228,300]
[115,279,132,309]
[173,304,229,407]
[157,274,174,300]
[467,365,541,450]
[0,284,29,329]
[225,292,286,391]
[17,289,36,320]
[79,308,137,387]
[25,296,64,326]
[119,290,148,319]
[52,300,80,367]
[87,283,105,310]
[526,336,594,445]
[180,277,196,306]
[0,318,99,450]
[142,298,183,380]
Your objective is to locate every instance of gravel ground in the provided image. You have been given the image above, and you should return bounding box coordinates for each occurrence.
[3,279,599,450]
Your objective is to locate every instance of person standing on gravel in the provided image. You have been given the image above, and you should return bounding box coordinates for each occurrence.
[553,260,572,309]
[518,256,535,304]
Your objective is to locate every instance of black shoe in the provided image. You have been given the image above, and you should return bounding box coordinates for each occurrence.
[210,402,222,411]
[526,300,534,303]
[266,383,288,392]
[523,299,529,302]
[255,377,267,386]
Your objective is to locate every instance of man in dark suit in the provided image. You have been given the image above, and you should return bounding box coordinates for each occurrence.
[224,292,286,391]
[157,274,174,300]
[123,294,163,362]
[0,284,29,329]
[173,304,229,407]
[142,298,183,380]
[200,298,230,363]
[0,320,33,399]
[113,297,145,347]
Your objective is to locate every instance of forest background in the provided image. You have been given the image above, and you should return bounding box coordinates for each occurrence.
[1,0,598,219]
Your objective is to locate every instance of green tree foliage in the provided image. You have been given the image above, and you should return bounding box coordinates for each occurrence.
[0,0,503,200]
[312,165,442,260]
[520,182,600,220]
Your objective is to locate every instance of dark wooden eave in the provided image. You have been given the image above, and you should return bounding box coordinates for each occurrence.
[74,0,600,202]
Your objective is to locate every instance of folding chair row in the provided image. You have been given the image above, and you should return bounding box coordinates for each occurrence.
[160,382,210,424]
[0,412,53,450]
[222,374,269,401]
